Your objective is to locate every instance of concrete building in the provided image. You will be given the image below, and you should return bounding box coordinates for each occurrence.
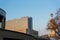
[5,17,31,33]
[5,16,38,37]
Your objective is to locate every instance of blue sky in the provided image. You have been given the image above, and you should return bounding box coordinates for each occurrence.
[0,0,60,36]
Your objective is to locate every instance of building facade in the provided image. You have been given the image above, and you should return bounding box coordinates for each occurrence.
[5,17,32,33]
[5,17,38,37]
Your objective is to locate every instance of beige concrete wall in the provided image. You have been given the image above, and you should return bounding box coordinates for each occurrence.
[5,17,29,33]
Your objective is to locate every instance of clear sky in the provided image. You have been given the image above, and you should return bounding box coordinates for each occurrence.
[0,0,60,36]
